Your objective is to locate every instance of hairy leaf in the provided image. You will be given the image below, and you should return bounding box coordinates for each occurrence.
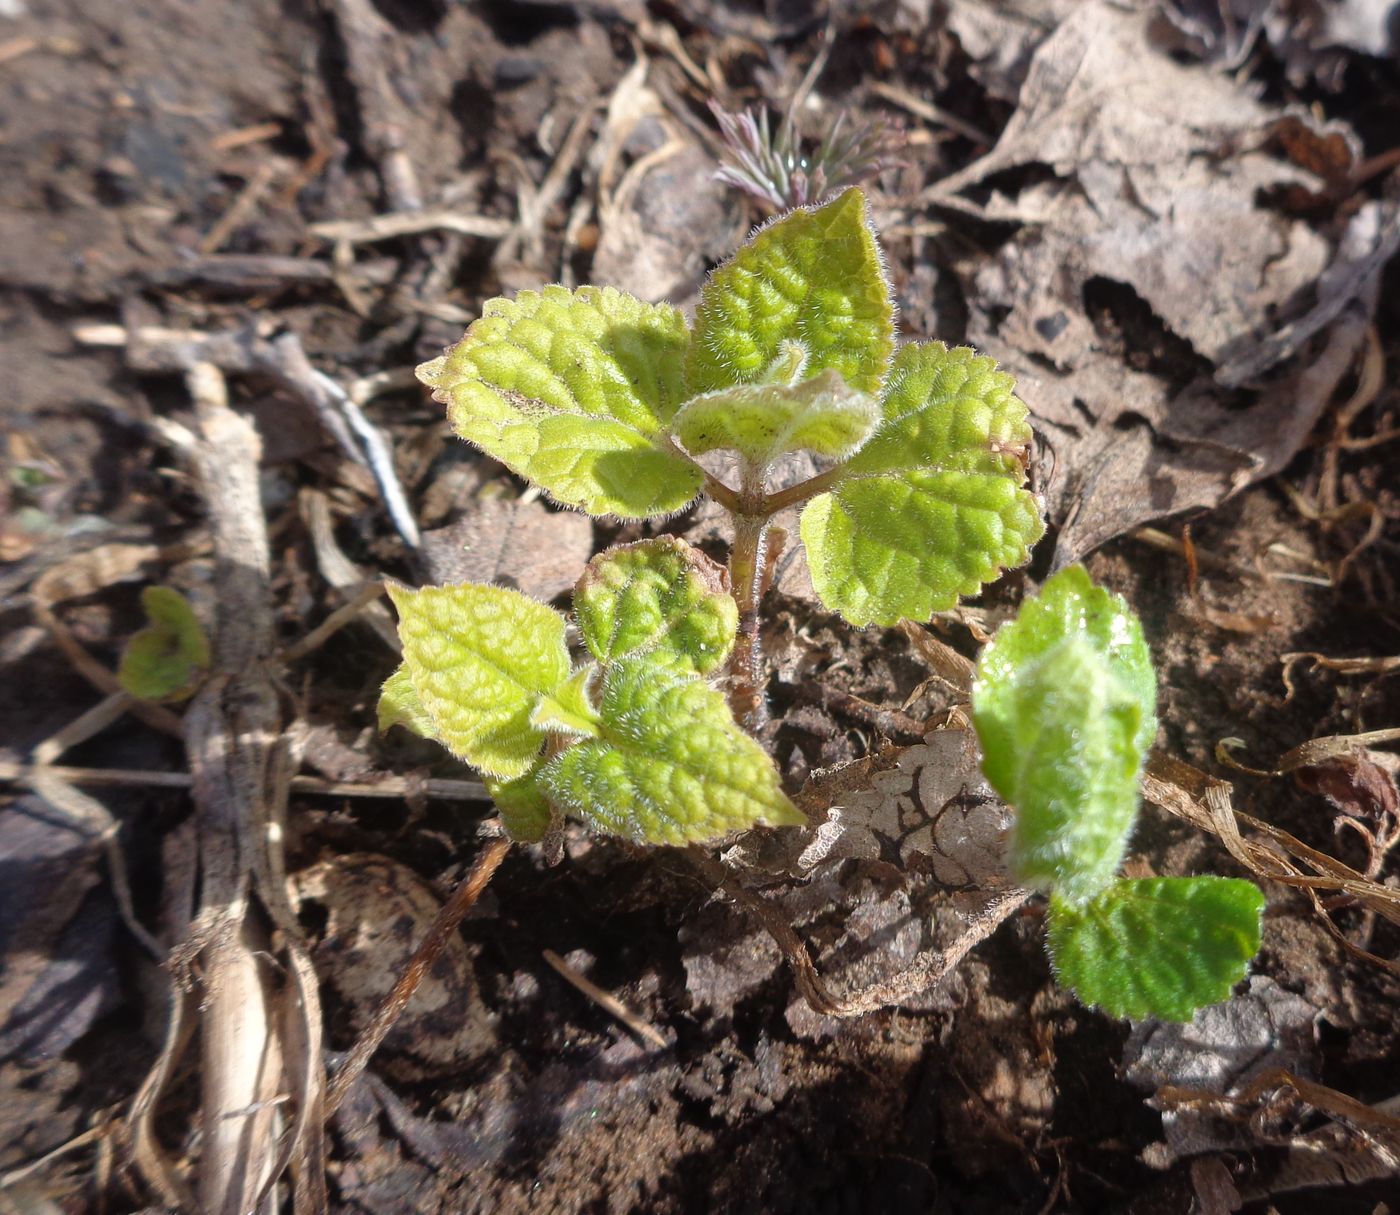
[574,538,738,676]
[418,285,702,518]
[973,565,1157,900]
[672,367,878,467]
[976,565,1157,760]
[385,583,570,779]
[800,342,1044,627]
[686,188,894,396]
[539,654,805,845]
[378,665,437,739]
[118,586,210,703]
[486,769,555,844]
[1048,877,1265,1021]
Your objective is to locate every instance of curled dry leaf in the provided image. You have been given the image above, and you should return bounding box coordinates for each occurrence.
[684,729,1020,1027]
[1293,745,1398,824]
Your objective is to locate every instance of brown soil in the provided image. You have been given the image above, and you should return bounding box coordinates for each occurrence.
[2,1,1398,1213]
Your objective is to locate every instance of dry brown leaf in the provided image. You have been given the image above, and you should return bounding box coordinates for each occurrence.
[418,496,593,602]
[930,2,1390,564]
[1293,747,1399,821]
[1123,976,1320,1164]
[796,727,1011,886]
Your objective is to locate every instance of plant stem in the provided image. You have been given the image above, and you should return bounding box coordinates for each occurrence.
[713,455,847,726]
[727,463,771,729]
[762,463,846,514]
[325,834,511,1116]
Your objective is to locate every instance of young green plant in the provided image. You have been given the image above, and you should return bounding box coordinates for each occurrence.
[971,566,1264,1020]
[381,185,1262,1024]
[390,186,1043,845]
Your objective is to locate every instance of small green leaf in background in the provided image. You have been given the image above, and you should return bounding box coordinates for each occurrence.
[384,583,570,780]
[418,285,703,518]
[800,342,1044,627]
[486,769,554,844]
[686,187,894,397]
[574,538,738,676]
[972,565,1156,901]
[671,367,878,468]
[1047,877,1265,1021]
[539,653,805,845]
[118,585,210,703]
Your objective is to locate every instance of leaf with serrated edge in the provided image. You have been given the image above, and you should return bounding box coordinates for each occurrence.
[118,586,210,703]
[418,285,703,518]
[1048,877,1264,1021]
[972,565,1156,900]
[686,188,894,397]
[672,368,878,467]
[487,769,555,843]
[574,538,737,676]
[386,583,570,779]
[378,665,437,740]
[800,342,1044,628]
[539,653,804,845]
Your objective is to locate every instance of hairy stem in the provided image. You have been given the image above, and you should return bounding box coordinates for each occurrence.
[716,453,845,726]
[728,512,769,729]
[727,461,772,729]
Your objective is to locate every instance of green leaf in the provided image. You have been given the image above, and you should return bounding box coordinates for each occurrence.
[378,665,437,739]
[486,769,555,844]
[672,367,879,467]
[976,566,1157,762]
[799,342,1044,627]
[539,654,805,845]
[573,538,737,676]
[118,586,210,703]
[972,566,1157,901]
[385,583,570,779]
[1047,877,1265,1021]
[686,188,894,397]
[529,665,602,737]
[418,285,703,518]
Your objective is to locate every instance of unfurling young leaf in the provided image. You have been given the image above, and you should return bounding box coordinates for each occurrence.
[574,537,738,675]
[972,566,1156,902]
[671,366,879,468]
[417,285,702,518]
[1047,878,1265,1022]
[528,666,602,738]
[384,583,570,779]
[118,585,210,703]
[686,187,894,397]
[800,342,1045,627]
[539,653,805,846]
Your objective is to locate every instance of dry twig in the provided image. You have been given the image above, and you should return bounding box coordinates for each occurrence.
[129,364,328,1215]
[542,950,669,1049]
